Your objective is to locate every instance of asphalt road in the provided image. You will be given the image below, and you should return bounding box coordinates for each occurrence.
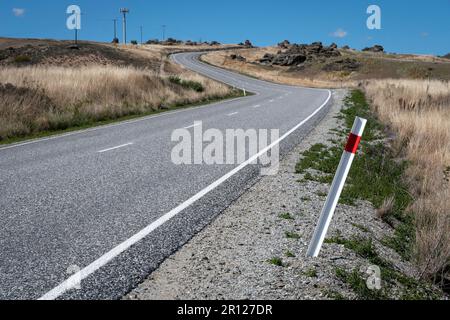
[0,52,331,300]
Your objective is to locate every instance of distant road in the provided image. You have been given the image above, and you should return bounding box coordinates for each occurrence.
[0,52,331,300]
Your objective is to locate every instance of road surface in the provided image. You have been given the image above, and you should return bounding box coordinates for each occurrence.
[0,52,331,300]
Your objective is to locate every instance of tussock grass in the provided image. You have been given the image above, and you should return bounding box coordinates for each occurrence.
[364,80,450,286]
[0,66,233,141]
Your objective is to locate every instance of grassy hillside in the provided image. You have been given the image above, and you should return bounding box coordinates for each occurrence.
[0,38,240,143]
[202,46,450,88]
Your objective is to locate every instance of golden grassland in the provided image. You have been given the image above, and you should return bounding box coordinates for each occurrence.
[201,48,351,88]
[0,40,242,142]
[364,79,449,282]
[0,65,232,141]
[202,47,450,88]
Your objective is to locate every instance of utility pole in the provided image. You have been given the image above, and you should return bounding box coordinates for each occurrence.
[113,18,117,39]
[120,8,129,44]
[140,26,143,45]
[162,25,166,41]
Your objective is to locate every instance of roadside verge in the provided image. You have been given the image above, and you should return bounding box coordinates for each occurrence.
[125,89,445,300]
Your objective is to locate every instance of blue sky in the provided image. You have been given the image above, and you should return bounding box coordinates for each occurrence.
[1,0,449,55]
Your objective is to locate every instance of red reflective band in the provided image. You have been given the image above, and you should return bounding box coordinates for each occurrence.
[345,133,362,154]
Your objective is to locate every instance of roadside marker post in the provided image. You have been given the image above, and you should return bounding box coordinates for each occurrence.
[243,88,246,96]
[306,116,367,258]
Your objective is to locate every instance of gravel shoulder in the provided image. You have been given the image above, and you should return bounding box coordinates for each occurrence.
[125,89,422,300]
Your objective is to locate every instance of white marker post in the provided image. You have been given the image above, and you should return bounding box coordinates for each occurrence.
[306,117,367,258]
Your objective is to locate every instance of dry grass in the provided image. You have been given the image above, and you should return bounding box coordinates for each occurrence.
[376,196,395,220]
[0,65,232,140]
[364,79,450,283]
[202,48,351,88]
[203,47,450,88]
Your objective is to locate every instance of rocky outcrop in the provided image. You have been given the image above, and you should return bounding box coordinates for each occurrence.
[277,40,291,49]
[362,45,384,53]
[259,42,341,67]
[230,54,246,62]
[146,39,160,45]
[322,58,361,72]
[271,53,307,66]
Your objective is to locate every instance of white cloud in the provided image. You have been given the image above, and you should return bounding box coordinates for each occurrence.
[331,28,348,38]
[420,32,429,37]
[12,8,25,17]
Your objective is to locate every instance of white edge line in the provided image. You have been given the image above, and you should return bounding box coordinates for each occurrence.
[252,105,261,108]
[227,112,239,116]
[38,89,331,300]
[0,96,247,152]
[184,123,201,129]
[97,143,134,153]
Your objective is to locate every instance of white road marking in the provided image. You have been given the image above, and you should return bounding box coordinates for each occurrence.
[39,89,332,301]
[0,96,246,152]
[269,99,275,103]
[97,143,133,153]
[227,112,239,116]
[184,123,201,129]
[252,105,261,109]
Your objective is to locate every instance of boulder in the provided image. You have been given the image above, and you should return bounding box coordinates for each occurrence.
[258,41,340,67]
[230,54,246,62]
[272,53,306,66]
[244,40,253,47]
[277,40,291,49]
[322,58,361,72]
[362,45,384,53]
[146,39,160,45]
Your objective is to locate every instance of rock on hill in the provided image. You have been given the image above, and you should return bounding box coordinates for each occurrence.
[259,42,341,67]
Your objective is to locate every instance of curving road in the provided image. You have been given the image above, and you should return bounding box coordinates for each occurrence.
[0,52,331,300]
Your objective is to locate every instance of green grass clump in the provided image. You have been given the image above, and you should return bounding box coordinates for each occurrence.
[303,268,318,278]
[285,231,301,239]
[169,75,204,92]
[279,213,294,220]
[14,55,31,63]
[268,257,284,267]
[335,267,387,300]
[285,250,295,258]
[323,289,346,300]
